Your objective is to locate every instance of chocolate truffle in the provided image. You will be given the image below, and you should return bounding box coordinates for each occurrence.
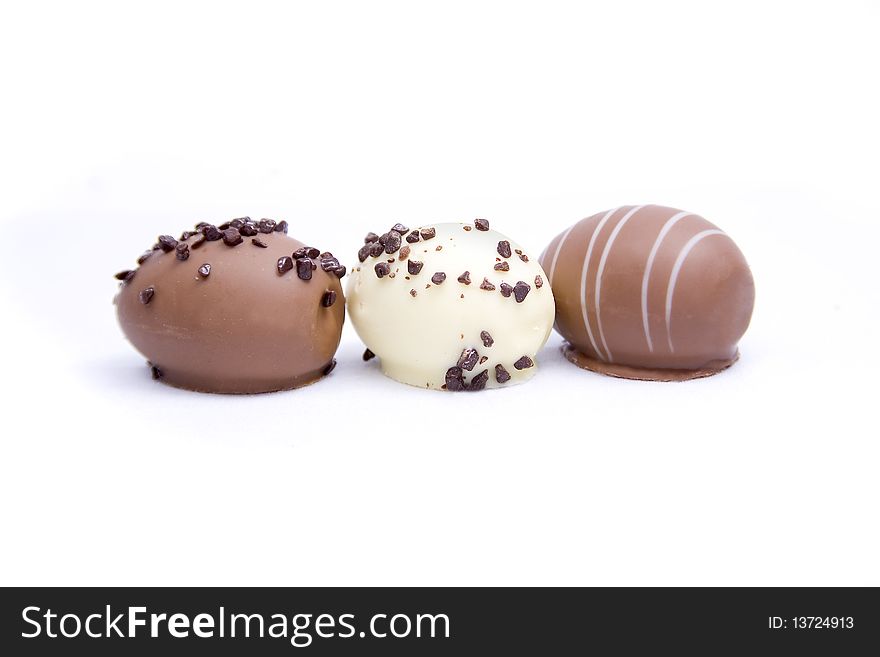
[348,221,555,391]
[539,205,755,381]
[114,218,346,393]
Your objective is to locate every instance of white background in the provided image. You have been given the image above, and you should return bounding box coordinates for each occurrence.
[1,0,878,586]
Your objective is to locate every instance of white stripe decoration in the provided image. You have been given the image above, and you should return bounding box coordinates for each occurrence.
[594,205,646,362]
[547,223,577,285]
[640,211,693,352]
[665,229,727,353]
[579,207,621,361]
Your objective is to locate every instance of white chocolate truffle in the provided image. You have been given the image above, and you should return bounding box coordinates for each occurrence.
[347,221,555,390]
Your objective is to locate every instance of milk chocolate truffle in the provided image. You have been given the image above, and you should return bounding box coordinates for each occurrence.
[539,205,754,381]
[114,218,346,393]
[347,220,555,390]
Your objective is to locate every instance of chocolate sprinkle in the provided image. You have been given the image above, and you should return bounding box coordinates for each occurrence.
[321,290,337,307]
[365,232,379,244]
[457,348,479,371]
[431,272,447,284]
[469,369,489,390]
[410,289,417,297]
[519,253,530,262]
[494,261,509,271]
[384,231,402,254]
[296,258,314,280]
[363,348,376,361]
[257,219,276,234]
[391,223,409,234]
[115,270,135,282]
[495,364,511,383]
[358,244,371,262]
[275,220,289,234]
[198,263,211,277]
[480,330,494,347]
[500,282,514,298]
[323,359,337,375]
[368,242,384,258]
[239,222,258,237]
[513,281,531,303]
[474,218,490,231]
[175,243,190,261]
[479,356,488,364]
[157,235,178,252]
[293,247,308,259]
[420,227,436,240]
[535,275,544,288]
[406,230,421,243]
[514,356,534,370]
[306,247,321,259]
[151,364,163,380]
[399,245,411,260]
[252,238,268,248]
[202,225,222,241]
[375,262,391,278]
[277,256,294,275]
[497,240,512,258]
[445,367,465,391]
[408,260,424,275]
[190,235,206,250]
[137,251,153,265]
[458,271,472,285]
[139,287,155,304]
[479,278,496,291]
[222,228,243,246]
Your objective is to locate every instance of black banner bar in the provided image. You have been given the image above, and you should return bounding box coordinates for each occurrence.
[1,588,877,655]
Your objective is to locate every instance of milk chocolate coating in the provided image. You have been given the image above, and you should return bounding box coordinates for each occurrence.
[114,220,345,393]
[539,205,755,380]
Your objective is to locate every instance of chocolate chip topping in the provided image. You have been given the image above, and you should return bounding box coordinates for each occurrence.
[480,278,496,291]
[410,289,417,297]
[252,238,268,248]
[463,225,472,231]
[139,287,155,304]
[406,230,421,243]
[277,256,294,275]
[321,290,337,307]
[519,253,529,262]
[375,262,391,278]
[222,228,243,246]
[258,219,277,234]
[384,231,402,254]
[408,260,424,275]
[239,223,258,237]
[420,227,436,240]
[500,282,514,298]
[363,348,376,361]
[306,247,321,259]
[368,242,385,258]
[474,218,490,231]
[457,348,479,371]
[158,235,178,252]
[495,364,511,383]
[365,232,379,244]
[151,364,163,380]
[137,251,153,265]
[431,272,447,284]
[513,281,531,303]
[179,230,197,241]
[323,359,337,375]
[445,367,465,391]
[457,271,472,285]
[480,330,494,348]
[399,245,411,260]
[469,369,489,390]
[514,356,534,370]
[535,275,544,288]
[296,258,314,280]
[275,220,289,234]
[202,225,222,241]
[358,244,371,262]
[175,243,190,261]
[391,223,409,234]
[494,261,509,271]
[190,235,206,249]
[198,263,211,277]
[115,270,135,282]
[497,240,512,258]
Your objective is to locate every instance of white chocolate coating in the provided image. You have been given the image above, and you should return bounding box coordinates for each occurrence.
[347,222,555,390]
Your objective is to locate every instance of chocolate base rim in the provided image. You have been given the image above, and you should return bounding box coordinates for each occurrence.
[561,343,739,382]
[147,365,334,395]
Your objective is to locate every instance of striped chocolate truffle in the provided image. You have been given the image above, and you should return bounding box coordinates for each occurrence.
[539,205,755,381]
